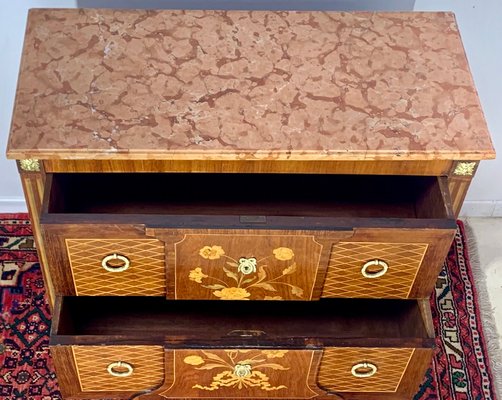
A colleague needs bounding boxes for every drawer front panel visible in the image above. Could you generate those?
[174,234,323,300]
[72,345,164,392]
[322,242,428,298]
[160,349,321,398]
[317,347,414,393]
[66,238,165,296]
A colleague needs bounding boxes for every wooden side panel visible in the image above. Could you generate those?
[416,176,454,219]
[157,349,322,399]
[19,168,55,307]
[50,346,85,399]
[448,161,479,217]
[449,177,470,217]
[317,347,415,392]
[391,348,432,397]
[44,159,453,176]
[407,228,456,298]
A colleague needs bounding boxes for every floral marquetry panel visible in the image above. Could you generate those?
[173,234,323,300]
[159,349,322,398]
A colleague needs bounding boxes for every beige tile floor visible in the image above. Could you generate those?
[464,217,502,350]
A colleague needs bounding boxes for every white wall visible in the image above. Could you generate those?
[0,1,77,212]
[414,0,502,215]
[1,1,500,215]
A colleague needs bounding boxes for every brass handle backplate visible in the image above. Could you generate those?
[361,260,388,279]
[233,363,252,377]
[107,361,134,377]
[351,362,378,378]
[226,329,267,338]
[101,254,130,272]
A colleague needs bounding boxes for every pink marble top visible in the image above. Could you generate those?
[6,9,495,161]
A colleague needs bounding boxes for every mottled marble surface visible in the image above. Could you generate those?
[7,9,495,160]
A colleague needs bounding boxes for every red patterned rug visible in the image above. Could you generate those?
[0,214,498,399]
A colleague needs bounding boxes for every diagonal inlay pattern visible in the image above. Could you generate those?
[322,242,428,298]
[72,346,165,392]
[318,348,414,392]
[66,239,165,296]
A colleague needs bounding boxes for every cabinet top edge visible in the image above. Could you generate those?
[7,9,495,161]
[6,149,496,161]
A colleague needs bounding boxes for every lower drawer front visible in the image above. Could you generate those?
[67,346,321,399]
[60,345,426,399]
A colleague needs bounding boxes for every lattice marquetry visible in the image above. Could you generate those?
[322,242,428,298]
[66,239,165,296]
[317,348,414,392]
[72,346,165,392]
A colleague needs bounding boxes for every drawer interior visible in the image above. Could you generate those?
[45,173,452,220]
[52,297,434,348]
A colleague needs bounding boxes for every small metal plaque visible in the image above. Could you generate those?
[239,215,267,224]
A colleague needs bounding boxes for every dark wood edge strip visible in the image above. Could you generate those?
[50,336,435,349]
[40,213,457,230]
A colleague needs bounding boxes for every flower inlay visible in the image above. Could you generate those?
[183,350,289,392]
[213,287,251,300]
[199,245,225,260]
[188,246,303,300]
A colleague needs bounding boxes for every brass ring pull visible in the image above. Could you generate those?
[361,260,388,279]
[351,362,378,378]
[107,361,134,377]
[101,254,130,272]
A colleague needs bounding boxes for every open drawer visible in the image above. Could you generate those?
[41,173,456,299]
[51,296,435,400]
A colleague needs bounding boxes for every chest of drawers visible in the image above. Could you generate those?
[7,8,495,399]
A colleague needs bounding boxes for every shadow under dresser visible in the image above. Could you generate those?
[6,8,495,400]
